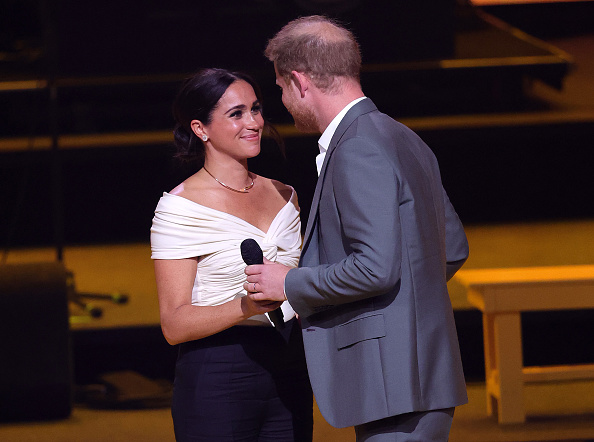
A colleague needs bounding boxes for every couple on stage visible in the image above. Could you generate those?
[151,15,469,442]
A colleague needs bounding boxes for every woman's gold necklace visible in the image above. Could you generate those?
[203,167,254,193]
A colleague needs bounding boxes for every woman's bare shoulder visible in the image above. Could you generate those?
[168,173,216,205]
[260,176,298,208]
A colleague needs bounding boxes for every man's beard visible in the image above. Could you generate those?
[288,101,319,134]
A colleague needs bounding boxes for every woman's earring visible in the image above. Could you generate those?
[202,135,208,142]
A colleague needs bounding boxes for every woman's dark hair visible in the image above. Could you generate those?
[172,68,282,164]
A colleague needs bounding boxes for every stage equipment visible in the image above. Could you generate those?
[0,262,72,421]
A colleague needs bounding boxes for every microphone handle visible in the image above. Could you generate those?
[240,239,284,328]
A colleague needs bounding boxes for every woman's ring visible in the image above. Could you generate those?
[252,283,257,292]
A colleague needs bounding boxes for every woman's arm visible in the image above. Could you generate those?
[154,258,282,345]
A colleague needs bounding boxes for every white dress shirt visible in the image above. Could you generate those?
[316,96,366,175]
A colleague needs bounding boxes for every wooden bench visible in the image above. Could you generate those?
[453,265,594,424]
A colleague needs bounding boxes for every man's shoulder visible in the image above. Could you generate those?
[348,107,408,137]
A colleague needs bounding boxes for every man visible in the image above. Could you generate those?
[245,15,469,441]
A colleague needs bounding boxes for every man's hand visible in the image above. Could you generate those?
[244,258,291,303]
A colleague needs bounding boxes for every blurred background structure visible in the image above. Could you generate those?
[1,0,593,440]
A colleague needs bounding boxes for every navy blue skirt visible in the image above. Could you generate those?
[172,319,313,442]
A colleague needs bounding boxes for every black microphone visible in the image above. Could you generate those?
[240,238,284,329]
[240,238,264,266]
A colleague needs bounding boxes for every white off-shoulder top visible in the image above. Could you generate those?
[150,188,301,325]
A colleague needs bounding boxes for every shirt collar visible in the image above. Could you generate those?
[317,96,366,155]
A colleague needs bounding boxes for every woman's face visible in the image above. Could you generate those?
[201,80,264,161]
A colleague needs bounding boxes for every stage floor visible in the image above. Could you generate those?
[1,382,593,441]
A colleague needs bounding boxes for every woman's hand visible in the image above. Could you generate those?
[240,296,283,318]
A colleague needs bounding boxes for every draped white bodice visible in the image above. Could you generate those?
[150,189,301,324]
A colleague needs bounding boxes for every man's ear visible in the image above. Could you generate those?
[291,71,309,98]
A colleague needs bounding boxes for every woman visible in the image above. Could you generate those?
[150,68,313,442]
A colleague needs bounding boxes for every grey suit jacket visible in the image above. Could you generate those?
[285,98,469,428]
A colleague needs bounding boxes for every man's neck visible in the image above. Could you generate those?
[315,81,365,132]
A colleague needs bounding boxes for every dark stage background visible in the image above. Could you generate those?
[2,0,593,248]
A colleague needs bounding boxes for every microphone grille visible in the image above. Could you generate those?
[240,238,263,265]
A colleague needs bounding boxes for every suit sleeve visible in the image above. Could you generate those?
[286,137,402,318]
[443,190,469,281]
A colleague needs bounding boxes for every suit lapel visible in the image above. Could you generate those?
[301,98,377,254]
